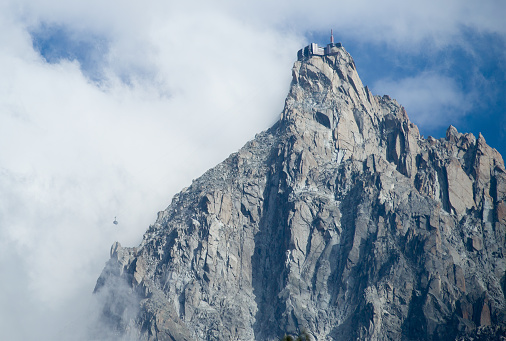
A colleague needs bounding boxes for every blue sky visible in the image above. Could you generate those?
[0,1,505,339]
[31,23,109,82]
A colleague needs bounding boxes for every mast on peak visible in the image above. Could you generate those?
[296,30,342,61]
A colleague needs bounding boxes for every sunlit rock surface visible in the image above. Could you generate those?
[94,46,506,341]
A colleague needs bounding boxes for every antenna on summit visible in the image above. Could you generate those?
[296,30,341,60]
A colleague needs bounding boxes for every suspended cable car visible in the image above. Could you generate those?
[113,216,118,225]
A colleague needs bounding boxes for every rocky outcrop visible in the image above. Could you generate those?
[94,46,506,340]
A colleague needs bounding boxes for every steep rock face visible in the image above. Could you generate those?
[94,47,506,340]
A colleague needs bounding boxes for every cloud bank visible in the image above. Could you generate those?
[0,0,504,339]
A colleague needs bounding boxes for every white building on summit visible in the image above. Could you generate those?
[297,30,342,61]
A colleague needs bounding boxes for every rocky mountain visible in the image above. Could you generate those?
[94,45,506,340]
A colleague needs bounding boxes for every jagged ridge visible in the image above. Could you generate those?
[94,45,506,341]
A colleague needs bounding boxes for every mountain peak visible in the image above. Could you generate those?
[292,44,366,103]
[282,43,420,171]
[93,44,506,341]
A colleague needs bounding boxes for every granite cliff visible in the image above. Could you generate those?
[94,45,506,340]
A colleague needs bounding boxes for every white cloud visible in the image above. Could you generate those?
[0,0,504,339]
[0,3,300,340]
[373,72,472,129]
[221,0,506,49]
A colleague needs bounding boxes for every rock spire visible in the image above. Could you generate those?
[94,45,506,341]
